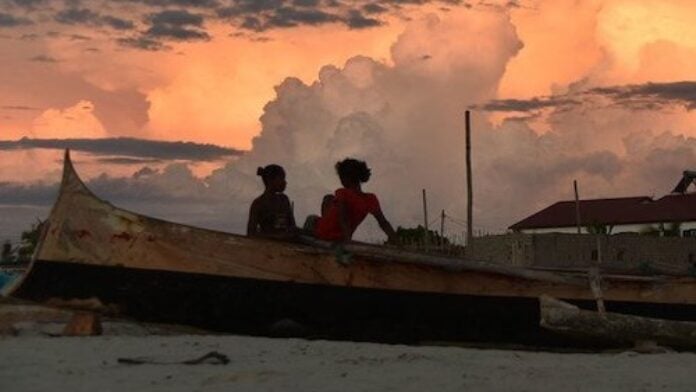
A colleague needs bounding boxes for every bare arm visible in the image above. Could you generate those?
[285,195,297,230]
[247,199,260,236]
[373,209,397,243]
[337,198,352,242]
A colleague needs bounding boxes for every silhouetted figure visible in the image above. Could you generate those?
[313,158,397,243]
[247,164,296,239]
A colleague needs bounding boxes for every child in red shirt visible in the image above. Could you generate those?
[314,158,397,243]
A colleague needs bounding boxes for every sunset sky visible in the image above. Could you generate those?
[2,0,696,242]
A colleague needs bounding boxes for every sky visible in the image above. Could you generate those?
[1,0,696,242]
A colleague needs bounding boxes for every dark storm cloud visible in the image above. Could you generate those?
[5,0,477,48]
[1,105,41,111]
[119,9,211,46]
[219,3,341,30]
[477,81,696,113]
[0,137,243,161]
[239,16,262,30]
[144,10,210,41]
[148,9,205,26]
[362,2,388,14]
[0,182,58,205]
[265,6,340,28]
[29,54,59,62]
[0,165,205,205]
[214,0,474,32]
[474,97,578,112]
[590,81,696,111]
[96,157,164,165]
[6,0,47,9]
[215,0,284,18]
[0,12,32,27]
[293,0,320,6]
[69,33,91,40]
[54,8,135,30]
[145,23,210,40]
[216,1,392,31]
[345,9,382,28]
[101,15,136,30]
[54,8,100,24]
[118,0,220,8]
[117,36,169,50]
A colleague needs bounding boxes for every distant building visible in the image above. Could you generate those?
[509,171,696,237]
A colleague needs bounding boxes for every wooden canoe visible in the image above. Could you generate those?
[6,151,696,343]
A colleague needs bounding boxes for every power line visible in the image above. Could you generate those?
[428,217,440,228]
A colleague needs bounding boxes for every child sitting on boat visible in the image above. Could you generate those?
[247,164,297,239]
[313,158,397,243]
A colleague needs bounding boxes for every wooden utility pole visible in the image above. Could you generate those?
[590,236,606,315]
[574,180,604,313]
[465,110,473,247]
[422,188,429,247]
[573,180,582,234]
[440,209,446,248]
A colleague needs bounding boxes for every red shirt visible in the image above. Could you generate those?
[315,188,381,241]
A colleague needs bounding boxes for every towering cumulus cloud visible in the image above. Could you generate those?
[205,10,523,237]
[207,5,696,237]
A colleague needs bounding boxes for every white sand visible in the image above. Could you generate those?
[1,334,695,392]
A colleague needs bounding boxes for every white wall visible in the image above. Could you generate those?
[517,221,696,236]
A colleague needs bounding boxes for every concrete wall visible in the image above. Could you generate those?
[468,233,696,275]
[465,234,532,267]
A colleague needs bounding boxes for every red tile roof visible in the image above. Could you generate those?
[509,193,696,230]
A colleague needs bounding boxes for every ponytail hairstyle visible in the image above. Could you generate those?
[335,158,371,184]
[257,164,285,186]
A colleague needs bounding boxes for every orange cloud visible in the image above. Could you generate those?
[596,0,696,84]
[31,100,107,139]
[499,0,605,98]
[144,21,405,149]
[500,0,696,98]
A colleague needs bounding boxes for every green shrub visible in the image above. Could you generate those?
[0,220,43,264]
[395,225,449,247]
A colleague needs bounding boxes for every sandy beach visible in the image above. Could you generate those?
[2,332,696,392]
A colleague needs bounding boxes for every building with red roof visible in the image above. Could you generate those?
[509,172,696,237]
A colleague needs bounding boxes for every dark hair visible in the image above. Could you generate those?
[335,158,371,184]
[257,164,285,186]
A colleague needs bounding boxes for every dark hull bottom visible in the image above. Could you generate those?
[14,260,696,347]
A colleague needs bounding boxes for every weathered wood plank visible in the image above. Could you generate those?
[540,295,696,349]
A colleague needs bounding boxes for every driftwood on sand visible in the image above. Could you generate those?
[539,295,696,350]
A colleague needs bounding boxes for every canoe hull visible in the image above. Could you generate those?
[13,259,540,342]
[14,258,696,344]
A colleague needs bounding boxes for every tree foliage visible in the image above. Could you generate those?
[584,222,613,235]
[639,222,682,237]
[0,220,43,265]
[395,225,450,246]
